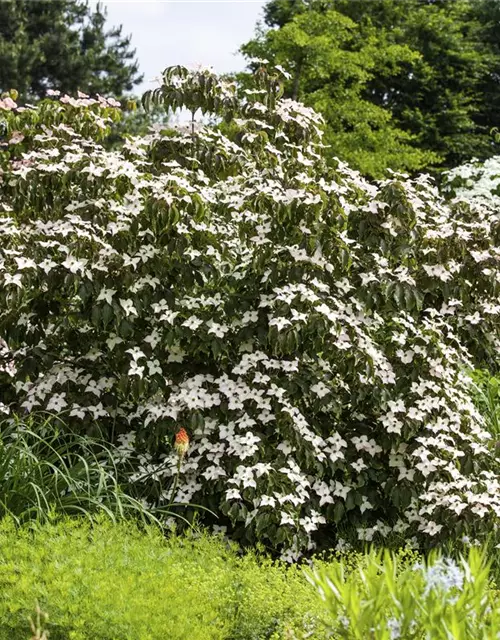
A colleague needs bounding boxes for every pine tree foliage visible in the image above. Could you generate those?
[0,0,142,100]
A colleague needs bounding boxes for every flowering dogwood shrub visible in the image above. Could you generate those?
[444,154,500,208]
[1,67,500,558]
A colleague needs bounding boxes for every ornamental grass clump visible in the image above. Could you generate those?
[0,413,162,525]
[0,65,500,557]
[470,369,500,441]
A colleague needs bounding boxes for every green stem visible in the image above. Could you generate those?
[168,456,182,506]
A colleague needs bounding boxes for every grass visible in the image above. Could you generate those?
[470,369,500,440]
[0,413,167,526]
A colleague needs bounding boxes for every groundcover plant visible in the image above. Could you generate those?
[0,66,499,559]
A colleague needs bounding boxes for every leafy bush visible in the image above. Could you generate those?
[1,66,500,556]
[308,546,499,639]
[0,519,329,640]
[444,154,500,208]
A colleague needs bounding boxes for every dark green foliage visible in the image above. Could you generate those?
[244,0,500,176]
[0,0,142,100]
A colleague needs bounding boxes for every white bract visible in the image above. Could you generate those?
[0,66,499,556]
[444,155,500,209]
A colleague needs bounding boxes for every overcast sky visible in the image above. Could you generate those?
[96,1,267,96]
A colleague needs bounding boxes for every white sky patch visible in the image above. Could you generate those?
[96,1,266,97]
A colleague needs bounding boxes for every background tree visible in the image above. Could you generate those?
[242,0,500,176]
[471,0,500,140]
[0,0,142,100]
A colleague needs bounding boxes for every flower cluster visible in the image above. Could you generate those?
[0,66,499,557]
[444,155,500,208]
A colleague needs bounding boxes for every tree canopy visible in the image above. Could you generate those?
[0,0,142,100]
[242,0,500,176]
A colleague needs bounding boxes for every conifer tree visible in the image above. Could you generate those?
[0,0,142,100]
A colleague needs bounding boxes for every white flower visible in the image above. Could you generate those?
[125,347,145,361]
[380,412,403,435]
[396,349,415,364]
[87,403,107,419]
[407,406,425,422]
[398,467,415,481]
[70,404,86,419]
[471,504,489,517]
[182,316,204,330]
[352,435,382,456]
[357,526,377,542]
[144,329,161,349]
[387,399,405,413]
[122,254,140,269]
[202,466,226,480]
[212,525,227,535]
[46,393,67,412]
[280,512,296,526]
[147,359,162,375]
[14,257,37,270]
[259,495,276,507]
[119,298,137,316]
[62,255,87,274]
[97,288,116,305]
[419,521,443,536]
[313,481,334,506]
[277,440,294,455]
[415,459,437,477]
[352,458,367,473]
[106,333,123,350]
[207,321,229,338]
[310,381,329,398]
[167,345,185,363]
[129,361,145,377]
[38,259,58,274]
[359,496,373,514]
[333,482,351,500]
[160,310,179,324]
[423,264,453,282]
[269,316,291,331]
[4,273,23,287]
